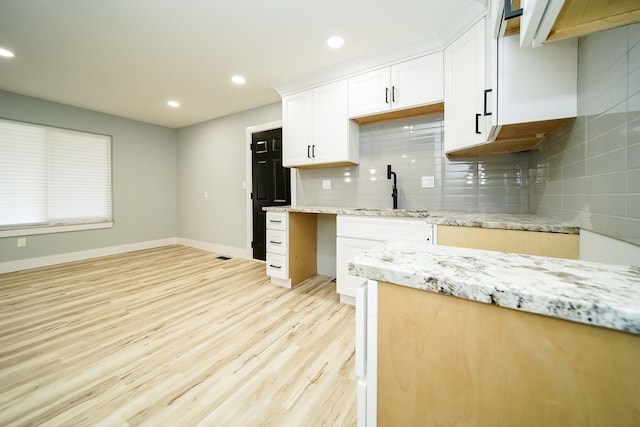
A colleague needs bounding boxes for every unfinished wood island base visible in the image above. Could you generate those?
[377,281,640,427]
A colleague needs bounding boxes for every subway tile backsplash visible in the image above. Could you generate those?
[530,23,640,245]
[296,113,529,213]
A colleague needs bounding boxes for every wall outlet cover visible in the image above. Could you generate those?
[322,180,331,190]
[421,176,435,188]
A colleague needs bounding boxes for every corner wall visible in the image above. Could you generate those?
[0,91,178,270]
[530,23,640,247]
[176,102,281,257]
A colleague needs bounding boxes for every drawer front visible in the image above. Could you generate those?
[266,253,288,279]
[266,229,287,255]
[266,211,287,231]
[337,215,433,243]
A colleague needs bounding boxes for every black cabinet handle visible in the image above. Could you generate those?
[484,89,492,116]
[504,0,523,19]
[307,145,311,158]
[392,86,396,103]
[269,240,282,245]
[269,219,282,223]
[311,145,316,158]
[385,87,389,104]
[269,264,281,269]
[475,113,481,134]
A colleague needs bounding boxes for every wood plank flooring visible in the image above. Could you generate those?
[0,245,356,426]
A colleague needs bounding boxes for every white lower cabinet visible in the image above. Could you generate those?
[336,215,434,304]
[265,211,318,288]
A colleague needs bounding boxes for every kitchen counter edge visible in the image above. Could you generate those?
[263,205,579,234]
[349,242,640,335]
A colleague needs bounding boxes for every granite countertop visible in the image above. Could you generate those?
[263,205,579,234]
[348,242,640,334]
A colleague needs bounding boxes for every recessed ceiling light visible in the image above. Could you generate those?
[167,100,180,108]
[0,47,15,58]
[231,75,246,85]
[327,36,344,49]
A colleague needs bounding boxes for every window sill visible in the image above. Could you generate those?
[0,222,113,238]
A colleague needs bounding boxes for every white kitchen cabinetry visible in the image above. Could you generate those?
[444,19,487,153]
[265,211,317,288]
[348,53,444,118]
[336,215,434,305]
[282,79,359,168]
[444,17,577,158]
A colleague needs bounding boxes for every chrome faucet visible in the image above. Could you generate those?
[387,164,398,209]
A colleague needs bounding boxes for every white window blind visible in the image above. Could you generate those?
[0,119,112,231]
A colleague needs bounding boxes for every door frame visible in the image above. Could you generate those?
[244,120,296,257]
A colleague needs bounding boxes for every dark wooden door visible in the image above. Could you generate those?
[251,128,290,261]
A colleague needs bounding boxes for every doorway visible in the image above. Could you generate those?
[251,127,290,261]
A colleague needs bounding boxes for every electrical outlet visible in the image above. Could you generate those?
[322,180,331,190]
[421,176,435,188]
[204,191,209,198]
[17,237,26,247]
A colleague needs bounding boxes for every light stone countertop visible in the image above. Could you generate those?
[263,205,579,234]
[348,241,640,334]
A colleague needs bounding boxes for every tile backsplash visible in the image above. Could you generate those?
[295,113,530,213]
[530,23,640,245]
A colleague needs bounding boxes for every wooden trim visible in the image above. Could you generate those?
[437,225,579,259]
[547,9,640,43]
[350,102,444,125]
[288,212,317,285]
[446,118,573,159]
[377,281,640,427]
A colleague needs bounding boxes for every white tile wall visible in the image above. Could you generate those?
[531,23,640,245]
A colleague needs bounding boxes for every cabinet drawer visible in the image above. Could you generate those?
[337,215,433,243]
[266,211,287,231]
[266,229,287,255]
[266,253,288,279]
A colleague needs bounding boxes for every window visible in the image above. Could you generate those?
[0,119,112,236]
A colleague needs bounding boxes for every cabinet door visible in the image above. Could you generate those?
[348,68,391,118]
[391,52,444,110]
[336,236,380,298]
[444,19,487,153]
[313,80,349,164]
[282,90,313,167]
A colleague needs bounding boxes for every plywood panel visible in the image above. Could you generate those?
[437,225,579,259]
[288,212,318,285]
[377,281,640,427]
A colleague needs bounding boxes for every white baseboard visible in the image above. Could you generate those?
[0,238,178,274]
[177,238,252,260]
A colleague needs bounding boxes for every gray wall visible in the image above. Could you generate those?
[296,113,529,214]
[530,23,640,246]
[177,102,281,251]
[0,91,178,262]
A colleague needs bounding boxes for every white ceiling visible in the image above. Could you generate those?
[0,0,486,129]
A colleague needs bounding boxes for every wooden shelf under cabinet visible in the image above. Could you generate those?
[504,0,640,43]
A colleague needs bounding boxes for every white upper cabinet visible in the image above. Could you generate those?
[282,90,313,167]
[348,52,444,118]
[487,33,577,140]
[444,16,577,158]
[443,19,487,153]
[283,80,359,168]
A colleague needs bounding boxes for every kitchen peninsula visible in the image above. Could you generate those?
[349,242,640,427]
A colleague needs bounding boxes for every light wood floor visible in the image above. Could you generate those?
[0,245,356,426]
